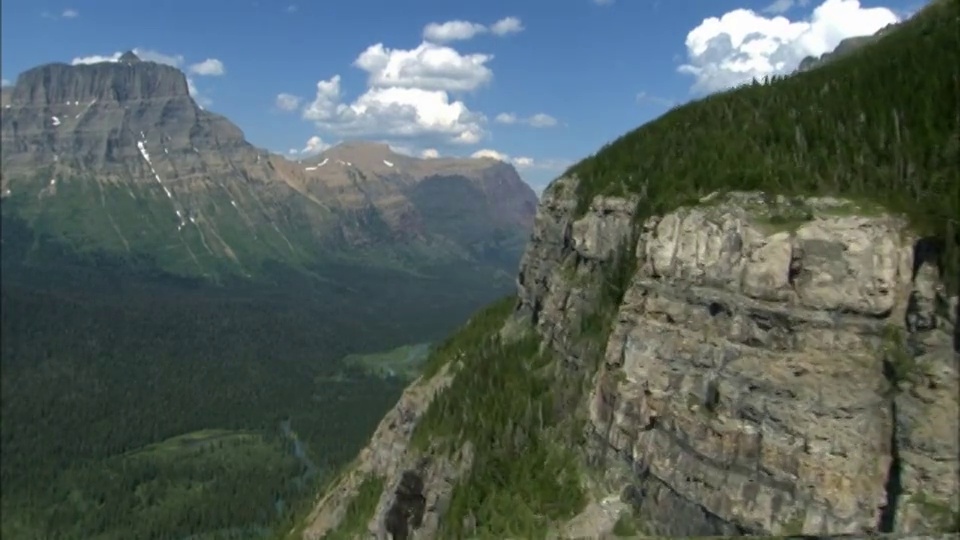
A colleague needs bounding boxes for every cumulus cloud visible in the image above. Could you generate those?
[62,8,79,18]
[70,48,217,106]
[494,112,558,127]
[489,17,524,36]
[188,58,226,76]
[423,20,488,42]
[470,149,569,171]
[303,75,485,145]
[300,135,331,155]
[679,0,899,94]
[354,41,493,92]
[421,148,440,159]
[422,16,524,43]
[275,93,302,111]
[300,40,497,145]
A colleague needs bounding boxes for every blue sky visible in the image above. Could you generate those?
[1,0,915,191]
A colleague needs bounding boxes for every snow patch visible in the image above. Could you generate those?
[230,200,237,207]
[137,141,153,165]
[318,158,329,167]
[305,166,317,171]
[164,148,169,154]
[51,116,61,126]
[383,160,394,167]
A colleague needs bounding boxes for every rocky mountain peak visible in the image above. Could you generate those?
[8,56,190,107]
[118,50,142,64]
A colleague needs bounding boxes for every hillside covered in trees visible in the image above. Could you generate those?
[0,212,504,539]
[569,0,959,291]
[312,1,959,538]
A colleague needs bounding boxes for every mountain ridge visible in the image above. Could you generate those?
[0,51,538,282]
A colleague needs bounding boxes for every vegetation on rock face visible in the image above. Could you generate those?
[411,297,586,538]
[322,475,386,540]
[567,0,960,291]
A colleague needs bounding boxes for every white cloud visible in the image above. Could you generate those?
[285,4,298,13]
[471,149,511,161]
[489,16,524,36]
[300,135,331,155]
[421,148,440,159]
[188,58,226,76]
[679,0,899,94]
[301,40,496,145]
[470,149,569,171]
[423,20,488,42]
[303,75,485,145]
[1,79,11,87]
[593,0,615,5]
[494,112,558,127]
[355,41,493,92]
[527,113,558,127]
[69,48,216,106]
[276,93,302,111]
[422,16,524,43]
[62,8,79,18]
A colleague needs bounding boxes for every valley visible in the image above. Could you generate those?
[2,0,959,539]
[0,49,536,540]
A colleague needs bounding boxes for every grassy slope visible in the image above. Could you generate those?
[370,2,960,537]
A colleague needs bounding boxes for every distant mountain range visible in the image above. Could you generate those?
[0,51,537,282]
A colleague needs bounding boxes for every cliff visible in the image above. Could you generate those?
[517,185,958,536]
[298,0,960,536]
[301,186,958,539]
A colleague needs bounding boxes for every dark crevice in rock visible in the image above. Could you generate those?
[878,359,904,533]
[707,301,728,317]
[911,236,944,282]
[384,470,427,540]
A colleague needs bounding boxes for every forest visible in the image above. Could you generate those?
[567,0,960,292]
[0,212,506,539]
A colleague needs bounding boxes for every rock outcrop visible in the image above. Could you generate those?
[303,182,958,538]
[514,182,959,536]
[302,363,472,540]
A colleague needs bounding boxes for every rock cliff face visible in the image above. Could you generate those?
[514,180,958,536]
[309,180,958,538]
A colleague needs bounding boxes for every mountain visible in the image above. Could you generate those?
[0,52,537,281]
[302,1,959,538]
[0,53,539,539]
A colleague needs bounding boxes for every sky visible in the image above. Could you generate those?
[1,0,918,192]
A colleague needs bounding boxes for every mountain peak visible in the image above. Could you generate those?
[10,56,191,106]
[118,51,141,64]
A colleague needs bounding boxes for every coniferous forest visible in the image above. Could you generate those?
[0,213,506,539]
